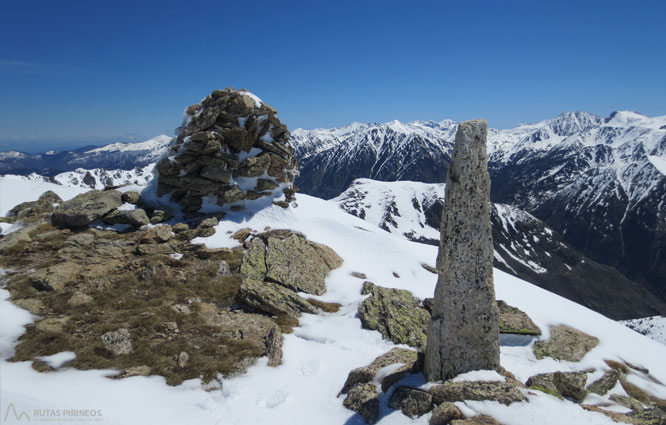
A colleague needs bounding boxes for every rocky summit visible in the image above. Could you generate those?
[155,88,298,215]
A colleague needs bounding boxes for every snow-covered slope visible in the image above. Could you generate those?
[333,178,666,320]
[292,111,666,308]
[2,189,666,425]
[621,316,666,346]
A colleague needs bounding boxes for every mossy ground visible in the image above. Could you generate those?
[0,221,273,386]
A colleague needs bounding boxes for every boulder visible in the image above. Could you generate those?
[497,300,541,335]
[526,371,588,402]
[9,190,63,218]
[388,386,433,418]
[52,190,123,227]
[103,208,150,227]
[358,282,430,350]
[340,347,421,394]
[342,383,380,425]
[429,381,525,405]
[29,262,82,291]
[425,119,499,381]
[121,191,141,204]
[587,369,620,395]
[100,328,133,355]
[533,325,599,362]
[429,402,464,425]
[236,279,318,318]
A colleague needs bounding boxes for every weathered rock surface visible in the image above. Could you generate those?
[587,369,620,395]
[343,383,380,424]
[340,347,421,394]
[526,371,588,401]
[388,386,433,418]
[9,190,62,219]
[52,190,122,227]
[103,208,150,227]
[358,282,430,349]
[155,88,297,214]
[533,325,599,362]
[497,300,541,335]
[425,119,499,381]
[237,230,342,317]
[100,329,133,355]
[429,402,464,425]
[29,262,82,291]
[430,381,524,405]
[451,415,504,425]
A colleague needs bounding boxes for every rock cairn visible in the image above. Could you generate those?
[424,119,500,382]
[156,88,298,214]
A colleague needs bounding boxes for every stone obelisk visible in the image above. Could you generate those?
[424,119,499,382]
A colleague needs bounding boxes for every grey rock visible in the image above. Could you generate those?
[9,190,63,218]
[197,217,219,228]
[103,208,150,227]
[429,381,525,405]
[526,371,588,402]
[388,386,432,418]
[121,191,141,204]
[343,383,380,425]
[52,190,123,227]
[429,402,464,425]
[100,328,133,355]
[358,282,430,350]
[340,347,421,395]
[236,278,318,318]
[587,369,620,395]
[497,300,541,335]
[533,325,599,362]
[425,119,499,381]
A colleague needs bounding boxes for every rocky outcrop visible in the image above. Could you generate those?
[425,119,500,381]
[9,191,62,219]
[429,381,525,406]
[526,371,588,401]
[343,383,380,424]
[497,300,541,335]
[237,230,342,318]
[340,348,422,395]
[533,325,599,362]
[389,387,433,418]
[429,402,464,425]
[155,88,298,214]
[587,369,620,395]
[52,190,123,227]
[358,282,430,349]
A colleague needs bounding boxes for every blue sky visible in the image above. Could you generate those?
[1,0,665,152]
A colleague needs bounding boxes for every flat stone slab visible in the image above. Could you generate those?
[497,300,541,335]
[533,325,599,362]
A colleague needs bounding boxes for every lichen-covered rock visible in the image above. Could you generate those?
[388,386,433,418]
[425,119,499,381]
[103,208,150,227]
[533,325,599,362]
[429,402,464,425]
[497,300,541,335]
[343,383,380,425]
[429,381,525,406]
[100,328,133,355]
[29,262,82,291]
[9,190,63,218]
[358,282,430,349]
[609,394,645,412]
[526,371,588,401]
[340,347,421,395]
[155,88,297,213]
[587,369,620,395]
[121,191,141,204]
[52,190,122,227]
[237,279,318,318]
[451,415,504,425]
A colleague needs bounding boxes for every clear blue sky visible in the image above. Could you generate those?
[1,0,665,152]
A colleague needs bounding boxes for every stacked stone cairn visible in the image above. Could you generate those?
[156,88,298,215]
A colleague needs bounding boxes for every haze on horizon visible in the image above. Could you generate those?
[1,0,665,153]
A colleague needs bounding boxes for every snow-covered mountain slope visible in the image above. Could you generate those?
[0,135,171,175]
[3,190,666,425]
[50,164,155,189]
[333,178,666,320]
[621,316,666,346]
[292,111,666,308]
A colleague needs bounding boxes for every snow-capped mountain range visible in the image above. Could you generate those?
[0,135,172,175]
[334,178,666,320]
[292,111,666,309]
[1,111,665,312]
